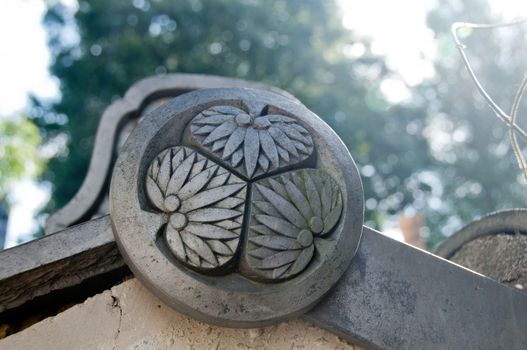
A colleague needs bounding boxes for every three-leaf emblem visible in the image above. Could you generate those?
[145,107,343,280]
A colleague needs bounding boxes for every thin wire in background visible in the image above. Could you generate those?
[452,20,527,182]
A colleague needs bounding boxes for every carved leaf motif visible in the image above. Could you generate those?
[190,105,314,179]
[246,169,343,281]
[145,146,247,271]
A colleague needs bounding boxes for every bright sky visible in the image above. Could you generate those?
[0,0,56,247]
[341,0,437,86]
[0,0,58,116]
[1,0,527,247]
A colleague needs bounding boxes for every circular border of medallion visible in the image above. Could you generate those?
[110,88,364,327]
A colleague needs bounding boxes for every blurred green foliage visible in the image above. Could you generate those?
[419,0,527,246]
[36,0,430,233]
[32,0,527,248]
[0,117,43,205]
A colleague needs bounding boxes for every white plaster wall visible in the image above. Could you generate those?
[0,279,361,350]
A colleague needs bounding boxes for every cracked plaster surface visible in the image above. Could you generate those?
[0,279,361,350]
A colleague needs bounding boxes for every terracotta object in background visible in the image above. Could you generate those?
[399,212,424,248]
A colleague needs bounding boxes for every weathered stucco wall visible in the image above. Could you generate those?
[0,279,361,349]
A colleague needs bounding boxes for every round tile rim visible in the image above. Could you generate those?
[109,87,364,327]
[435,208,527,259]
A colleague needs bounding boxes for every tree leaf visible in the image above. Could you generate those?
[215,196,244,209]
[194,125,215,135]
[223,127,246,158]
[250,224,275,235]
[249,247,276,259]
[166,151,195,196]
[186,247,201,267]
[203,120,237,145]
[190,159,207,178]
[244,127,259,177]
[249,235,301,250]
[272,263,292,279]
[210,106,245,115]
[212,138,227,152]
[151,157,161,180]
[293,140,309,154]
[185,222,239,239]
[268,178,286,196]
[255,215,299,238]
[207,240,232,255]
[323,203,342,235]
[266,114,295,123]
[268,126,298,158]
[146,175,165,211]
[171,148,185,172]
[320,177,333,217]
[180,183,245,212]
[276,145,289,162]
[231,148,243,167]
[291,123,311,135]
[304,172,322,217]
[178,165,217,200]
[253,200,282,217]
[207,172,230,188]
[258,153,269,172]
[280,124,311,144]
[180,230,218,266]
[255,183,305,228]
[187,208,242,222]
[157,148,173,192]
[165,225,186,260]
[284,178,312,219]
[215,219,240,230]
[287,245,314,276]
[259,129,279,168]
[259,250,301,269]
[193,114,233,125]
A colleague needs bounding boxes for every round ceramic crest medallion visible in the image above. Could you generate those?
[110,88,364,327]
